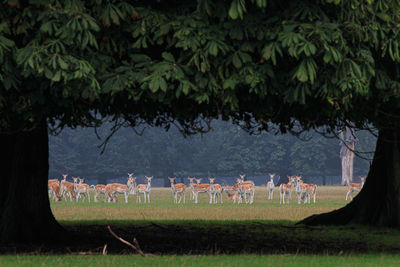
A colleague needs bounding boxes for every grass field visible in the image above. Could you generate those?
[4,185,400,265]
[2,254,400,267]
[51,186,349,222]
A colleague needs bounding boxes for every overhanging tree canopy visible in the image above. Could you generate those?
[1,0,400,243]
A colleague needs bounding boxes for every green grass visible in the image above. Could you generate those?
[2,254,400,267]
[50,186,350,222]
[44,186,400,254]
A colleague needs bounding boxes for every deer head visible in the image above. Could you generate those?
[168,177,176,183]
[209,178,215,184]
[72,177,79,183]
[195,178,201,184]
[128,177,136,186]
[79,178,85,184]
[269,173,275,180]
[62,174,68,180]
[128,173,134,178]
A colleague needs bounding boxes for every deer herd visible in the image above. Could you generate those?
[48,173,366,204]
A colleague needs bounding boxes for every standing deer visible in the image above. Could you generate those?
[168,177,186,203]
[60,174,76,201]
[192,178,211,204]
[346,176,365,200]
[266,173,275,200]
[73,177,90,202]
[48,180,61,201]
[237,176,255,204]
[279,176,295,204]
[137,176,153,203]
[209,178,223,204]
[105,177,135,203]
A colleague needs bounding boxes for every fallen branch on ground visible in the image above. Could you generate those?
[107,225,153,256]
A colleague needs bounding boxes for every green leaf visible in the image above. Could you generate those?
[228,1,239,19]
[162,52,175,62]
[209,41,218,56]
[52,71,61,82]
[159,78,167,92]
[58,58,68,70]
[149,77,159,92]
[182,82,190,95]
[293,61,308,83]
[232,53,242,68]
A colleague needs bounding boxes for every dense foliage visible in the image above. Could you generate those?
[1,0,399,135]
[49,120,376,182]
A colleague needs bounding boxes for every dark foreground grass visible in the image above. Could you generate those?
[2,220,399,255]
[2,254,400,267]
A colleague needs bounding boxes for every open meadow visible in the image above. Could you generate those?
[51,186,349,222]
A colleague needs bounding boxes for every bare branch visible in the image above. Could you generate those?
[107,225,148,256]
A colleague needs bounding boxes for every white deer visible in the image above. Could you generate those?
[266,173,275,200]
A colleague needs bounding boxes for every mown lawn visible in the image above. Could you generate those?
[2,254,400,267]
[50,186,350,221]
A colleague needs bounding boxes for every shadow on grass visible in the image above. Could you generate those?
[1,220,400,255]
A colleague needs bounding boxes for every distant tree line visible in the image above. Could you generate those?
[49,120,375,186]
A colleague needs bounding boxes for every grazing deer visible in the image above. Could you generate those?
[266,173,275,200]
[222,185,238,202]
[192,178,212,204]
[346,176,365,200]
[237,177,255,204]
[279,176,295,204]
[106,177,136,203]
[90,184,107,202]
[48,180,61,201]
[137,176,153,203]
[168,177,186,203]
[209,178,223,204]
[60,174,76,201]
[73,177,90,202]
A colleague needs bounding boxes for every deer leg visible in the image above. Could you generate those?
[346,190,350,201]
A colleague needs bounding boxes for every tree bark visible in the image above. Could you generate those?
[0,120,64,243]
[300,128,400,226]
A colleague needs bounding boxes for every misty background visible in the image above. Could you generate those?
[49,120,376,186]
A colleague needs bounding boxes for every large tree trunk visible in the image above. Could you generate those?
[300,128,400,226]
[0,120,64,243]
